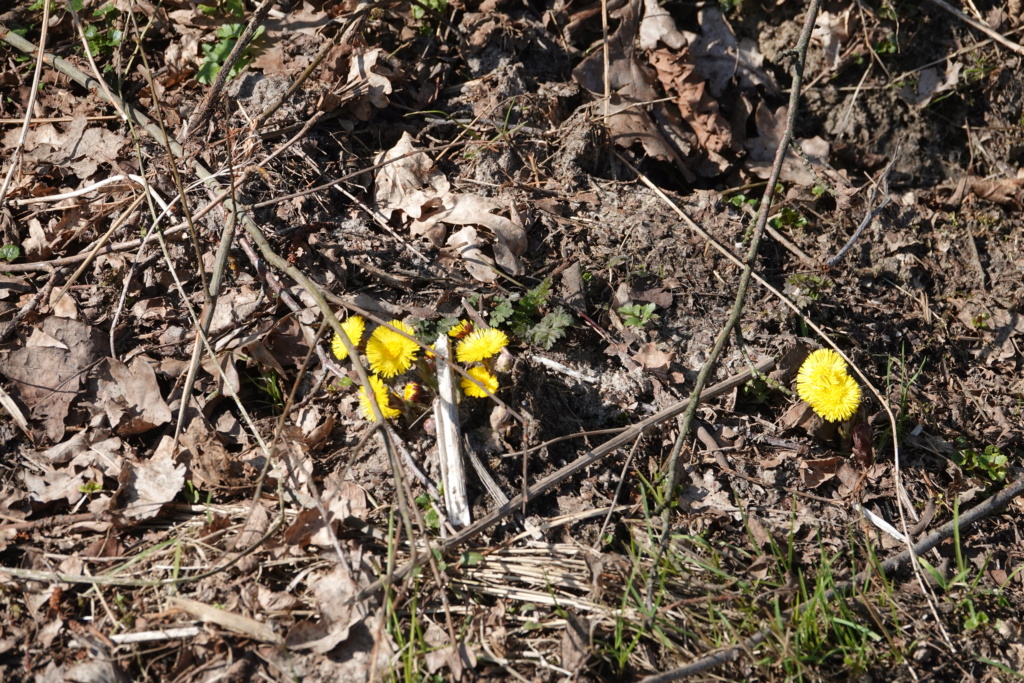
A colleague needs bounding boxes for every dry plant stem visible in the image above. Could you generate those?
[130,34,209,305]
[639,167,952,650]
[351,358,775,603]
[641,473,1024,682]
[593,433,643,549]
[600,0,610,123]
[53,188,148,309]
[655,0,822,552]
[184,0,273,140]
[925,0,1024,55]
[172,203,237,445]
[254,9,367,129]
[0,194,226,273]
[0,0,48,206]
[0,21,397,473]
[826,152,897,267]
[269,318,358,580]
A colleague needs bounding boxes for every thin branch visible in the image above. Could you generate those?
[649,0,823,607]
[183,0,273,140]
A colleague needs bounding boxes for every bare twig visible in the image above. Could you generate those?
[351,358,776,603]
[925,0,1024,55]
[0,268,61,344]
[826,151,898,267]
[649,0,823,608]
[183,0,273,140]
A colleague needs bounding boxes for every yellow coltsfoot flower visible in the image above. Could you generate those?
[365,319,419,378]
[448,320,473,338]
[331,316,366,360]
[796,349,861,422]
[402,381,424,403]
[359,375,401,421]
[456,328,508,364]
[461,366,499,398]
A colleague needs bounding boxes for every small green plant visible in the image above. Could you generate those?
[880,345,926,448]
[874,35,898,55]
[198,0,244,17]
[29,0,122,66]
[197,23,264,85]
[770,206,808,230]
[729,193,758,210]
[414,493,440,531]
[785,272,834,310]
[952,442,1009,483]
[78,480,103,495]
[248,368,284,413]
[0,245,20,261]
[618,302,659,328]
[182,480,206,506]
[82,3,122,65]
[411,0,448,31]
[490,278,573,350]
[919,499,1000,633]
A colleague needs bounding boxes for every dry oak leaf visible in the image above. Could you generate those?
[116,436,185,521]
[373,131,451,224]
[412,193,527,273]
[95,357,172,435]
[0,316,104,443]
[347,48,395,121]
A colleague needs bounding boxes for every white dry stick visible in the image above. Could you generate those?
[433,335,470,528]
[857,503,909,544]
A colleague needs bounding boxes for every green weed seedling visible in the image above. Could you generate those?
[919,499,1001,633]
[1,244,20,264]
[247,368,284,414]
[413,493,440,532]
[618,302,659,328]
[29,0,123,67]
[197,23,265,85]
[490,278,573,350]
[880,344,926,448]
[770,206,808,230]
[411,0,448,33]
[198,0,244,17]
[952,441,1009,483]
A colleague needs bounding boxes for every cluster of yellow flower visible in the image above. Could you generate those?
[330,316,508,422]
[796,349,861,422]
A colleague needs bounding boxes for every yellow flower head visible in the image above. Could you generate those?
[796,349,861,422]
[365,320,419,378]
[448,320,473,338]
[456,328,508,364]
[402,382,424,403]
[461,366,499,398]
[331,316,366,360]
[359,375,401,422]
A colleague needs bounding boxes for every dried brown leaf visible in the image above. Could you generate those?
[0,316,103,443]
[373,132,450,224]
[116,436,185,521]
[95,357,172,436]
